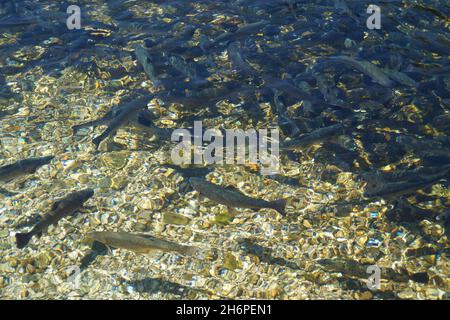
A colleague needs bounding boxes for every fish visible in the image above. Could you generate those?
[280,124,345,150]
[134,45,162,89]
[166,54,209,86]
[87,231,197,256]
[15,189,94,248]
[444,209,450,240]
[204,20,269,50]
[238,238,300,270]
[0,156,54,183]
[318,258,428,283]
[381,68,418,87]
[160,83,253,110]
[272,89,300,137]
[326,56,394,87]
[262,75,311,102]
[188,177,287,216]
[364,169,450,198]
[135,112,173,141]
[164,164,212,178]
[92,95,153,147]
[227,42,258,79]
[148,25,197,53]
[313,72,345,106]
[333,0,359,22]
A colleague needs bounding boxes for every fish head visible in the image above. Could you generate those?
[79,188,95,201]
[363,178,384,197]
[40,155,55,163]
[86,232,101,243]
[188,177,202,189]
[34,156,54,167]
[24,155,54,173]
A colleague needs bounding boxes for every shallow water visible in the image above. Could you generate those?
[0,0,449,299]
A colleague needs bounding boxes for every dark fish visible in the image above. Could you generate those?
[134,45,162,89]
[280,124,345,150]
[87,231,197,256]
[381,68,417,87]
[326,56,394,87]
[15,189,94,248]
[160,83,253,110]
[135,113,173,141]
[364,169,450,198]
[443,210,450,240]
[166,54,209,86]
[272,89,300,137]
[126,277,203,297]
[238,238,300,270]
[0,156,54,183]
[314,72,345,106]
[79,240,109,272]
[263,75,310,102]
[227,42,258,79]
[92,95,153,147]
[189,177,286,216]
[318,258,428,284]
[205,20,269,49]
[148,25,197,53]
[164,165,212,178]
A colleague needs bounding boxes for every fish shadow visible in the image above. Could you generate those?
[126,278,205,298]
[79,241,109,272]
[237,238,301,270]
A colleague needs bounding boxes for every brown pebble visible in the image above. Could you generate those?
[20,289,29,299]
[355,291,373,300]
[26,264,36,274]
[8,257,18,268]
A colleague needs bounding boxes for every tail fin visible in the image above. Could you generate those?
[15,232,33,249]
[270,199,287,217]
[410,272,429,284]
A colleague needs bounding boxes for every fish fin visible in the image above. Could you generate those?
[224,185,239,192]
[92,136,103,148]
[270,199,287,217]
[106,245,114,255]
[226,207,239,216]
[138,234,157,241]
[15,232,33,249]
[36,231,43,238]
[410,272,429,284]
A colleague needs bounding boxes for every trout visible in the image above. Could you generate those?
[87,231,197,256]
[189,177,286,216]
[15,189,94,248]
[0,156,53,183]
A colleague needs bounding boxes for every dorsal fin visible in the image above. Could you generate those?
[224,185,240,192]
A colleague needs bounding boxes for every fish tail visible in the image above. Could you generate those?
[92,135,103,147]
[270,199,287,217]
[15,232,33,249]
[410,272,429,284]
